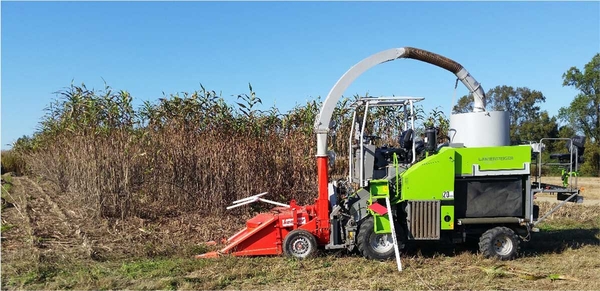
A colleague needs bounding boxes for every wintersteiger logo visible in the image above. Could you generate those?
[478,156,514,162]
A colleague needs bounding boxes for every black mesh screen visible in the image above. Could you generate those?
[455,176,524,218]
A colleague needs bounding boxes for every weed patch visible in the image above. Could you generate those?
[1,150,27,175]
[1,223,16,232]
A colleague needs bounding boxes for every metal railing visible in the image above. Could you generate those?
[347,96,424,187]
[534,138,579,192]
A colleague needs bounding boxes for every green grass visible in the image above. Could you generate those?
[1,150,27,176]
[2,173,14,195]
[2,173,13,183]
[4,257,215,290]
[539,218,595,230]
[1,174,14,211]
[1,223,16,232]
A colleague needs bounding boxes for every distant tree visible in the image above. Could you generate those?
[559,53,600,176]
[452,85,558,144]
[519,111,559,147]
[452,95,473,113]
[548,125,578,154]
[558,125,576,140]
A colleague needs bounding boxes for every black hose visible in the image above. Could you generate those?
[404,47,464,74]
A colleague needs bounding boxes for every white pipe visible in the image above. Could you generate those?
[410,100,416,163]
[231,192,269,204]
[403,104,408,131]
[456,68,485,112]
[349,110,357,181]
[315,47,486,136]
[226,199,257,210]
[360,103,369,187]
[386,196,402,272]
[257,198,290,208]
[314,48,407,133]
[317,133,328,157]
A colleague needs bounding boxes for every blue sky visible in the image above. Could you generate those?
[2,1,599,149]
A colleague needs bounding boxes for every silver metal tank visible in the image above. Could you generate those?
[449,111,510,147]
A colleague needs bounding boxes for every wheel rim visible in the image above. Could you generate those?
[494,235,513,256]
[290,236,311,256]
[369,233,394,253]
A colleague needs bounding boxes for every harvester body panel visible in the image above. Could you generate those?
[401,147,455,201]
[453,146,531,176]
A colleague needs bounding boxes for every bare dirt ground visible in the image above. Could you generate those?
[1,176,599,290]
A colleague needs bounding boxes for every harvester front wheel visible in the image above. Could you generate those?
[283,229,317,259]
[357,216,401,260]
[479,226,520,260]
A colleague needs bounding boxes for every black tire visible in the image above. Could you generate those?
[356,216,404,260]
[283,229,317,259]
[478,226,520,260]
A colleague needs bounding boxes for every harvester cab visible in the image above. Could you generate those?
[196,47,584,262]
[348,96,424,187]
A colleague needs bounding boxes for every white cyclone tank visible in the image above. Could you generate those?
[449,111,510,147]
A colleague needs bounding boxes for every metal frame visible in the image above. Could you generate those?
[533,138,579,193]
[533,192,580,226]
[347,96,424,187]
[529,137,583,226]
[226,192,291,210]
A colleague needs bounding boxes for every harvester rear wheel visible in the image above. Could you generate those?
[357,216,402,260]
[283,229,317,259]
[479,226,520,260]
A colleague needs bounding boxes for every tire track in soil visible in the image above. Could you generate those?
[1,176,38,261]
[20,177,94,259]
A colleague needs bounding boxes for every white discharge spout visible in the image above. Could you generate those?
[314,47,487,157]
